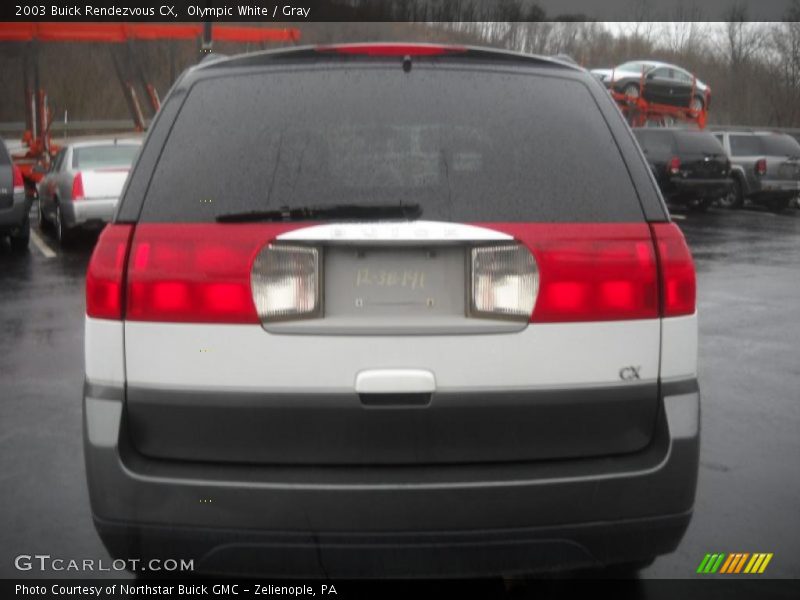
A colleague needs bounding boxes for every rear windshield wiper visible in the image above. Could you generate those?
[215,203,422,223]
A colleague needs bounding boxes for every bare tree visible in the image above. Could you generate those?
[719,3,764,70]
[659,2,708,56]
[764,2,800,124]
[624,0,657,46]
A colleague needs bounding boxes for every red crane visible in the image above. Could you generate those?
[0,23,301,186]
[609,65,710,130]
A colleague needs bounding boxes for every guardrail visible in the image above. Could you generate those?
[706,125,800,136]
[0,120,145,135]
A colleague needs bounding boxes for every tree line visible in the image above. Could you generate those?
[0,1,798,128]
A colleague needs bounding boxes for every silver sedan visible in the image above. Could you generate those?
[37,139,141,244]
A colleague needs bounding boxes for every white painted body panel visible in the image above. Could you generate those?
[89,314,697,391]
[123,319,662,392]
[79,170,130,201]
[660,313,699,380]
[85,318,125,386]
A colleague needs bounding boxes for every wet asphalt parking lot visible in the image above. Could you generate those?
[0,203,798,581]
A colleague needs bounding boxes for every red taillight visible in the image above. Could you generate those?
[668,156,681,176]
[651,223,696,317]
[86,224,134,320]
[755,158,767,176]
[125,224,300,323]
[110,222,696,324]
[316,43,466,57]
[12,164,24,194]
[72,172,85,200]
[482,224,660,322]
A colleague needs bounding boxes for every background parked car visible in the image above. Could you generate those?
[712,131,800,212]
[0,138,32,252]
[633,128,731,211]
[37,139,141,245]
[591,61,710,112]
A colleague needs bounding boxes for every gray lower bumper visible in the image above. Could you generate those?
[0,192,31,231]
[751,180,800,199]
[667,178,732,200]
[84,379,700,575]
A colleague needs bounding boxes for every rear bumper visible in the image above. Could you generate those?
[665,178,732,200]
[749,180,800,200]
[61,198,117,228]
[94,512,692,578]
[0,191,32,232]
[84,379,700,576]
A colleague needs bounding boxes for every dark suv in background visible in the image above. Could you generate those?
[633,128,731,211]
[713,131,800,211]
[84,44,699,578]
[0,138,31,251]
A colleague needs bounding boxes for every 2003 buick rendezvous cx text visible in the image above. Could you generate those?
[83,44,700,577]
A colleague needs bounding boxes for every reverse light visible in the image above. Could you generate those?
[251,244,321,322]
[755,158,767,176]
[86,224,134,320]
[470,244,538,320]
[72,172,85,200]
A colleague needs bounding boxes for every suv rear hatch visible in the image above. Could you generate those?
[673,130,729,179]
[100,51,691,466]
[759,134,800,181]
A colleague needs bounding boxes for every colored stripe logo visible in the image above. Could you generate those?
[697,553,773,574]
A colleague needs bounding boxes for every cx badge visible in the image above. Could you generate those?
[619,366,642,381]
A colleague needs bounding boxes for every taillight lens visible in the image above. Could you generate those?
[755,158,767,176]
[72,172,85,200]
[86,224,134,320]
[668,156,681,176]
[651,223,696,317]
[470,244,538,320]
[12,164,24,194]
[251,244,321,322]
[479,224,660,322]
[125,224,279,323]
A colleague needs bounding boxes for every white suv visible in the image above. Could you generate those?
[83,44,700,577]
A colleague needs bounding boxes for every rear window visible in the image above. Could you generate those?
[140,66,645,223]
[759,134,800,157]
[618,61,654,73]
[633,130,675,156]
[674,131,724,154]
[73,144,139,169]
[729,135,763,157]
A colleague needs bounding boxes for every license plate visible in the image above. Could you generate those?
[324,246,465,317]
